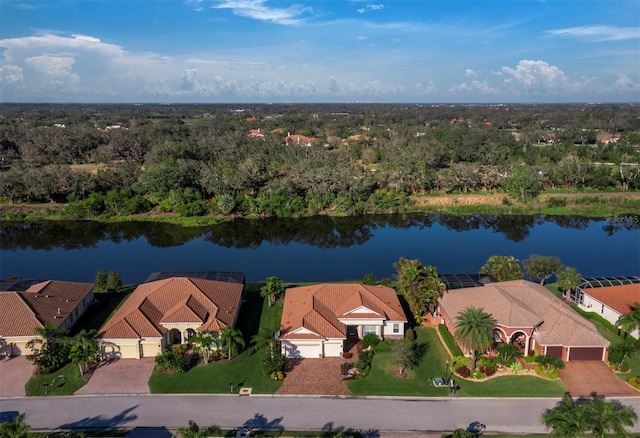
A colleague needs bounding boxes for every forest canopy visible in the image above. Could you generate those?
[1,103,638,218]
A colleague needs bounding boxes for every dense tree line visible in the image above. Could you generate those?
[1,103,639,218]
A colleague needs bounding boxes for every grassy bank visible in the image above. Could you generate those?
[1,191,639,225]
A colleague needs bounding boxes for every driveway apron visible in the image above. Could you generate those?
[559,360,639,397]
[0,356,34,397]
[74,358,155,395]
[276,357,351,396]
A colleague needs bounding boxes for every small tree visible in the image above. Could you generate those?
[394,340,418,375]
[503,165,541,201]
[191,330,218,364]
[523,255,564,286]
[95,269,107,291]
[173,420,222,438]
[609,341,635,371]
[26,323,70,374]
[105,270,123,291]
[479,255,523,282]
[0,412,31,438]
[616,302,640,338]
[535,355,565,374]
[260,276,284,307]
[495,342,521,363]
[66,329,99,377]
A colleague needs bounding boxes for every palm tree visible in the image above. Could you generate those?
[586,393,638,438]
[454,306,496,370]
[556,267,581,300]
[191,330,218,364]
[251,326,279,359]
[220,326,245,360]
[26,322,69,374]
[260,276,284,307]
[0,412,31,438]
[394,258,445,323]
[479,255,523,282]
[541,392,588,437]
[67,329,99,377]
[173,420,222,438]
[616,302,640,337]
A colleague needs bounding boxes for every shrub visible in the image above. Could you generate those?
[471,370,486,379]
[155,350,188,373]
[509,361,524,374]
[628,377,640,389]
[480,366,496,377]
[170,344,187,355]
[546,197,567,208]
[456,366,471,378]
[362,333,380,349]
[534,364,559,379]
[341,362,353,375]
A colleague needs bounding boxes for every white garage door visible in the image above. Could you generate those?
[285,342,322,358]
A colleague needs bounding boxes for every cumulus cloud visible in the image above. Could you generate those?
[329,76,339,92]
[357,4,384,13]
[449,80,500,95]
[612,73,640,93]
[415,81,437,95]
[25,55,77,79]
[181,68,198,90]
[212,0,312,25]
[0,65,24,86]
[465,68,477,78]
[547,25,639,42]
[501,60,573,95]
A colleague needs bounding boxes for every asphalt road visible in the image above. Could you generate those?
[3,394,640,435]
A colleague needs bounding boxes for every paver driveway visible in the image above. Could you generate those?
[75,358,155,395]
[276,358,351,396]
[0,356,34,397]
[559,360,639,397]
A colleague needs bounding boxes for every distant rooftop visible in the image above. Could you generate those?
[439,273,492,290]
[0,278,47,292]
[144,271,245,284]
[579,276,640,289]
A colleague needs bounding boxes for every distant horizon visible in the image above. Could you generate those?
[2,101,639,106]
[1,1,638,104]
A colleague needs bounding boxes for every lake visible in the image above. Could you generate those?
[1,214,638,284]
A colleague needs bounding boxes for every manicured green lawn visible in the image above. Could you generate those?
[347,327,566,397]
[25,363,88,396]
[149,284,283,394]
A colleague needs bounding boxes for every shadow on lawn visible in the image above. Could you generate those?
[59,405,138,431]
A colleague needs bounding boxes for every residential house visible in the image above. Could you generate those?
[0,280,95,356]
[97,273,244,359]
[279,283,407,359]
[574,277,640,339]
[438,280,610,362]
[284,133,317,147]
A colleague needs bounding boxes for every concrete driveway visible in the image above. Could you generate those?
[559,360,639,397]
[75,358,155,395]
[0,356,34,397]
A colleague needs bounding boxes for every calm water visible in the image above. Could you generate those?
[1,214,638,284]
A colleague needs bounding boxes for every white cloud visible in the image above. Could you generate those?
[25,54,76,78]
[329,76,339,93]
[449,80,500,95]
[212,0,312,25]
[612,73,640,93]
[0,65,24,86]
[415,81,437,95]
[501,60,573,95]
[547,25,639,42]
[358,4,384,13]
[465,68,477,78]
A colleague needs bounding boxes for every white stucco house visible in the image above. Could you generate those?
[279,283,407,359]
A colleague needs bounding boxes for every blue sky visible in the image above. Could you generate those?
[1,0,638,103]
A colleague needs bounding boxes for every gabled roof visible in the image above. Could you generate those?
[98,277,243,340]
[0,280,94,337]
[439,280,609,348]
[280,284,407,340]
[582,284,640,315]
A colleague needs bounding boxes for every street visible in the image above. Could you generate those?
[3,394,640,435]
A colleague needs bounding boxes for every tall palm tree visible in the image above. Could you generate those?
[586,393,638,438]
[454,306,496,370]
[616,302,640,337]
[260,276,284,307]
[251,326,279,359]
[541,392,587,437]
[220,326,245,360]
[394,258,445,323]
[556,267,582,300]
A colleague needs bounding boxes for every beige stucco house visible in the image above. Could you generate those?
[97,275,243,359]
[279,283,407,359]
[0,280,95,356]
[438,279,610,362]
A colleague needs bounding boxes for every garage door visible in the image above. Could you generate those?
[569,347,604,361]
[546,346,563,359]
[284,342,322,358]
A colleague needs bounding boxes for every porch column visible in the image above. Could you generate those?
[180,331,184,344]
[524,336,530,357]
[357,326,363,338]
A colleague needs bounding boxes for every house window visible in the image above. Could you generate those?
[363,325,377,335]
[392,323,400,334]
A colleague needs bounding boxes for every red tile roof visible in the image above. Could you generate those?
[583,284,640,315]
[280,284,407,341]
[0,281,94,337]
[97,277,242,340]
